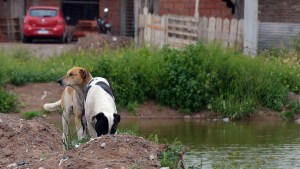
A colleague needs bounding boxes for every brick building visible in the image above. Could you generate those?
[259,0,300,23]
[0,0,300,38]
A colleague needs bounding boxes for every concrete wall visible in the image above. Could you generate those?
[25,0,60,10]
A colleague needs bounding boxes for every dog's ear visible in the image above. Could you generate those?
[79,68,90,80]
[92,112,105,121]
[113,114,121,123]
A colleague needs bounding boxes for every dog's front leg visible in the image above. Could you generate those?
[86,116,98,138]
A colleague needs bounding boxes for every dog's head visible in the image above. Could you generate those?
[58,67,92,87]
[92,113,121,136]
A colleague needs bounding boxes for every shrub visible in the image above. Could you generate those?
[2,42,300,119]
[0,89,17,113]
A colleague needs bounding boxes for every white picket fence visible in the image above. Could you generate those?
[137,12,244,50]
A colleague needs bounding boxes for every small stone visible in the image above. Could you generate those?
[222,118,229,122]
[6,163,17,168]
[39,167,45,169]
[0,118,3,123]
[18,160,26,165]
[100,143,106,148]
[124,139,130,142]
[149,155,155,160]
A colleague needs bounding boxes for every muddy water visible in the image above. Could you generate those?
[46,115,300,168]
[120,119,300,168]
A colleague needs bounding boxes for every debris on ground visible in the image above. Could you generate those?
[74,33,133,52]
[71,20,98,40]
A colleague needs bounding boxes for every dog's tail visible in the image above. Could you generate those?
[43,100,61,111]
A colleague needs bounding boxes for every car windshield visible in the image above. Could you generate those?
[30,9,57,17]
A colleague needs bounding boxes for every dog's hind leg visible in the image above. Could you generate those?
[74,106,84,139]
[62,106,72,143]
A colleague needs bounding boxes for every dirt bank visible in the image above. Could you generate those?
[0,113,167,168]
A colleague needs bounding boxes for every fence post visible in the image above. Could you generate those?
[243,0,258,56]
[194,0,199,18]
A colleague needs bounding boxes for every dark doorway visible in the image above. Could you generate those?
[61,0,99,25]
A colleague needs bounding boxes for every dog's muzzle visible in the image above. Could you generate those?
[57,78,64,86]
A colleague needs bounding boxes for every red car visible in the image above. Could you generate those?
[23,6,67,43]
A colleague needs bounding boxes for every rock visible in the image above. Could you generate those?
[18,160,26,165]
[222,118,230,122]
[0,118,3,123]
[149,154,155,160]
[160,167,169,169]
[100,143,106,148]
[58,156,69,166]
[6,163,17,168]
[3,148,13,157]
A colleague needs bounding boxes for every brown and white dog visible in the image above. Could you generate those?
[57,66,120,138]
[43,86,87,142]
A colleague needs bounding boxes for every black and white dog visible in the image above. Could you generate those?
[85,77,120,137]
[57,67,120,138]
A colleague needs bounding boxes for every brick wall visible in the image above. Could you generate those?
[25,0,60,9]
[259,0,300,23]
[99,0,121,35]
[0,1,2,17]
[159,0,233,19]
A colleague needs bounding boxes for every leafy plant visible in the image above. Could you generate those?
[159,139,184,169]
[0,89,17,113]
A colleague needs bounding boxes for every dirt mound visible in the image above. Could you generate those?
[0,113,62,168]
[74,33,133,52]
[0,113,167,168]
[33,134,167,168]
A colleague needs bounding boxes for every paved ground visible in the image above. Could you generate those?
[0,42,75,58]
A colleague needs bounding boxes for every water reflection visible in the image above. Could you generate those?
[120,119,300,168]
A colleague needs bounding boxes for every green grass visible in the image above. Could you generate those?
[21,111,43,120]
[1,42,300,119]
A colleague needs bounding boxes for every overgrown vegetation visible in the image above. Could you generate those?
[0,88,17,113]
[159,139,184,169]
[1,40,300,119]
